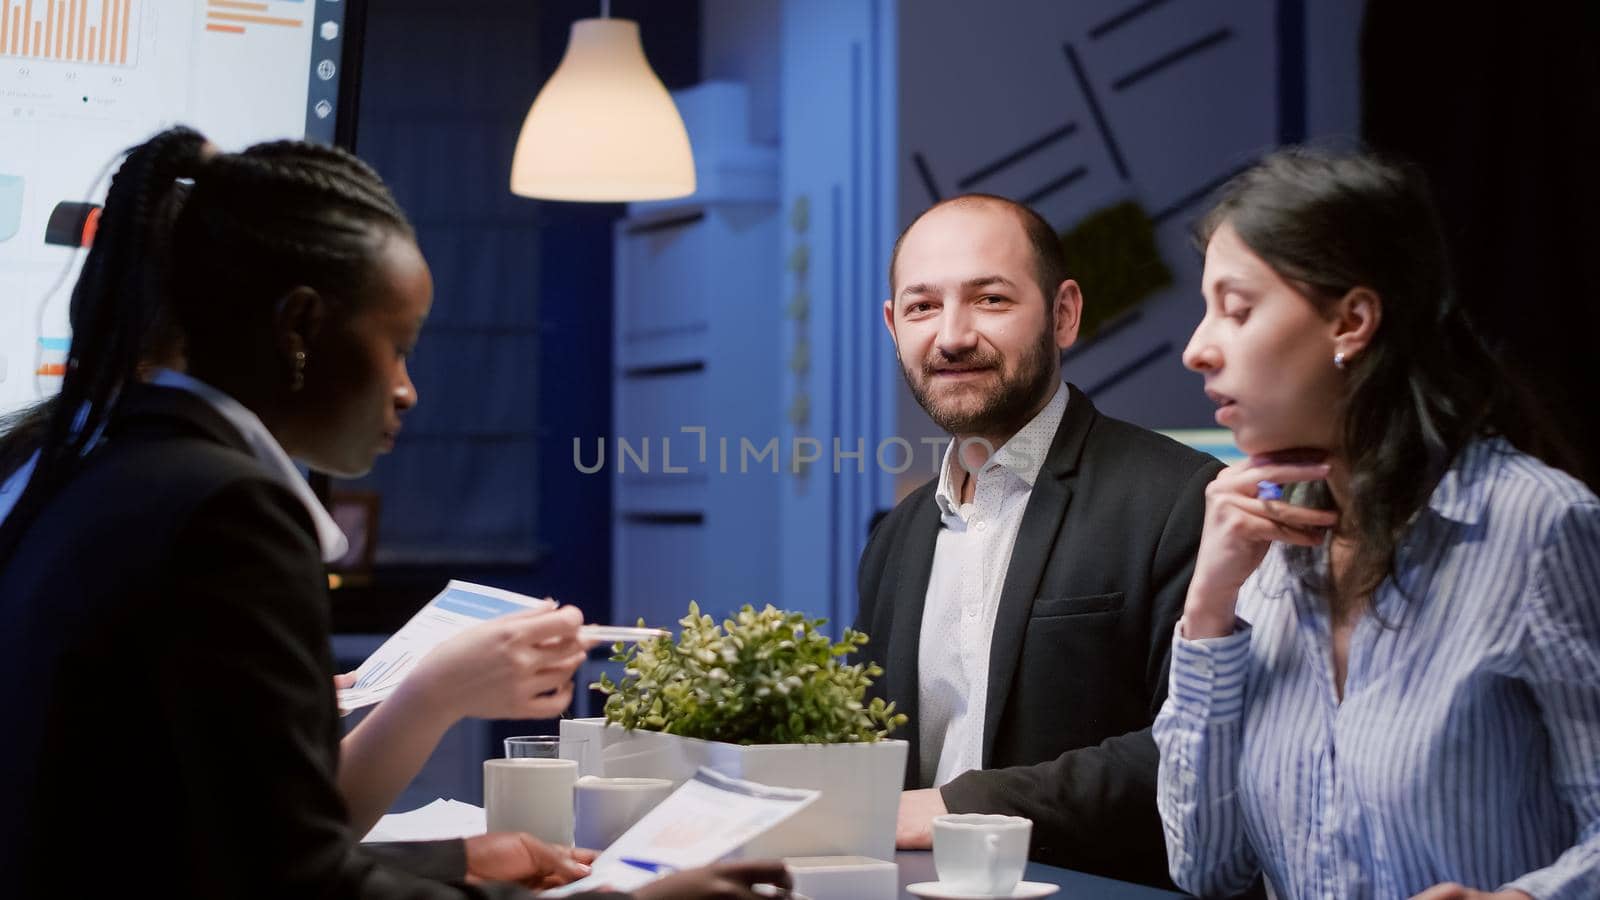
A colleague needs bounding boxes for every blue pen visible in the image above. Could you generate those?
[620,858,675,875]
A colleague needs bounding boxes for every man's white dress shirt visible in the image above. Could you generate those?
[918,381,1067,788]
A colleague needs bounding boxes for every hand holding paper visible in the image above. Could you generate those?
[338,580,560,713]
[338,580,673,714]
[409,606,588,722]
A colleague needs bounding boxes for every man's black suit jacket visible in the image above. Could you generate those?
[0,386,625,899]
[855,383,1222,888]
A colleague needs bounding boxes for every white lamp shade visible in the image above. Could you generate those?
[510,18,696,202]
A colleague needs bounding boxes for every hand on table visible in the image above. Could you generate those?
[464,832,595,888]
[632,860,792,900]
[895,788,948,850]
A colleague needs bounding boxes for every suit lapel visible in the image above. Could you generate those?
[886,488,941,788]
[980,384,1098,764]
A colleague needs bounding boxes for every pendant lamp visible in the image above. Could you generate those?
[509,3,696,202]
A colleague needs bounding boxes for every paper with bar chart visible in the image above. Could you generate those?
[0,0,346,418]
[337,581,560,715]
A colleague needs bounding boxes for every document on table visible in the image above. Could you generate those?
[362,798,486,843]
[538,768,819,896]
[337,579,555,713]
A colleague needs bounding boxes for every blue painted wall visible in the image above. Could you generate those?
[347,0,699,624]
[774,0,900,626]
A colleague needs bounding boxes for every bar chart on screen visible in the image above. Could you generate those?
[201,0,303,37]
[0,0,142,67]
[0,0,341,419]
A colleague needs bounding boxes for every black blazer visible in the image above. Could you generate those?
[855,383,1221,889]
[0,387,624,899]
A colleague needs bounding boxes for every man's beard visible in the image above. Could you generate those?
[901,323,1058,439]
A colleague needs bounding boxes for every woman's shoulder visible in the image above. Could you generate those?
[1467,437,1598,532]
[107,385,292,499]
[66,417,309,548]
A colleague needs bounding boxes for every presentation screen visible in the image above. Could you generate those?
[0,0,361,418]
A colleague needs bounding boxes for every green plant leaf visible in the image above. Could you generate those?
[590,602,904,744]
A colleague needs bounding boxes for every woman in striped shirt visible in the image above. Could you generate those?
[1155,150,1600,900]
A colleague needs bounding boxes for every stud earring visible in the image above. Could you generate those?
[291,350,307,392]
[1333,351,1346,370]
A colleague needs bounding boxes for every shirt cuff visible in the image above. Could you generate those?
[1168,618,1253,724]
[1508,863,1599,900]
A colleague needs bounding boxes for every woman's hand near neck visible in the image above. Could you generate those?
[1322,454,1353,529]
[1318,453,1369,621]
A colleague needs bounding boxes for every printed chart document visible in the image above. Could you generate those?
[540,768,819,896]
[338,580,555,713]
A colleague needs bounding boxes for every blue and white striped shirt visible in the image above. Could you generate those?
[1155,438,1600,899]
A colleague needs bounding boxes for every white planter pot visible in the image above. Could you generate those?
[559,717,907,860]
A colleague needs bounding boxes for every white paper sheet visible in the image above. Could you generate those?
[538,768,818,896]
[362,798,487,843]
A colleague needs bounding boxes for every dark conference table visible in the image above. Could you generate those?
[893,852,1187,899]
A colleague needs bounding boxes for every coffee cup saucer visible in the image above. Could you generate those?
[906,881,1060,899]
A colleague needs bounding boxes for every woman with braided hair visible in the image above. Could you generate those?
[0,146,580,849]
[0,127,788,900]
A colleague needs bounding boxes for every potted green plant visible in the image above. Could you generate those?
[560,603,909,859]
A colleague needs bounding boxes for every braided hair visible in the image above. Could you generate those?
[169,136,413,376]
[0,126,412,555]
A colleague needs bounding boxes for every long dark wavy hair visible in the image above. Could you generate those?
[0,126,412,558]
[1197,149,1520,608]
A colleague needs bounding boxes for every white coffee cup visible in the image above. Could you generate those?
[573,775,676,850]
[484,757,579,846]
[931,813,1031,894]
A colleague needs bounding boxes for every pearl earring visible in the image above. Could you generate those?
[1333,351,1346,370]
[290,350,307,392]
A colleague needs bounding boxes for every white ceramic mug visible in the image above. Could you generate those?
[573,775,676,850]
[484,757,579,846]
[931,813,1031,894]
